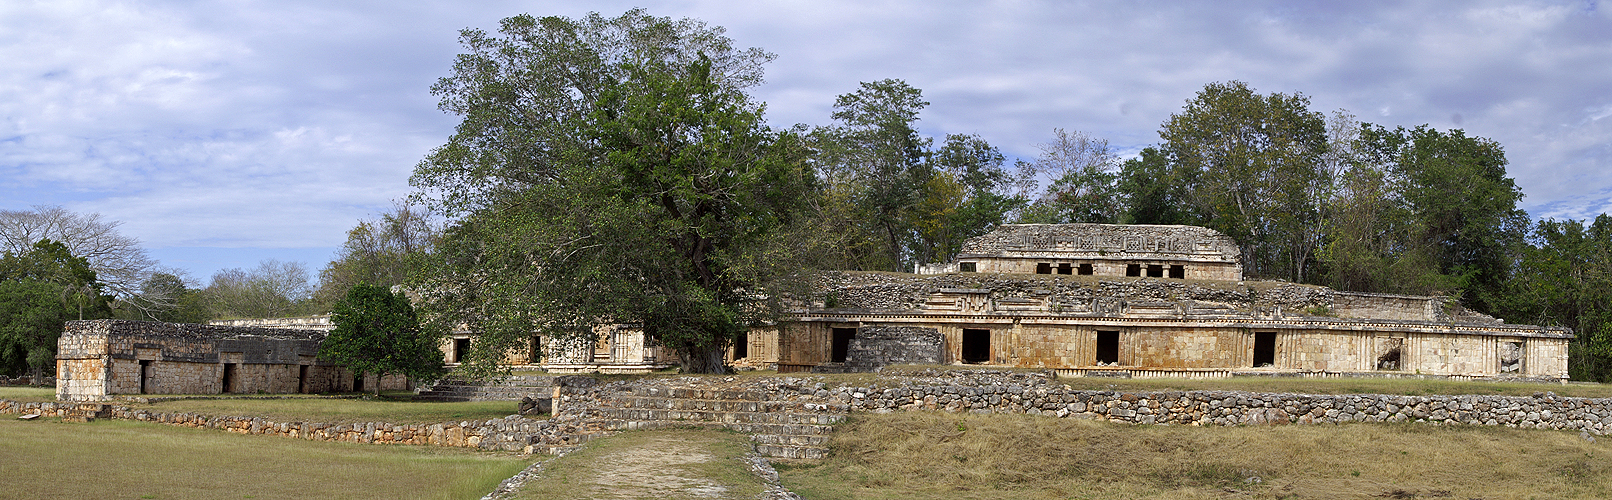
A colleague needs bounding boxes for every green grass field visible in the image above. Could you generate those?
[0,417,531,500]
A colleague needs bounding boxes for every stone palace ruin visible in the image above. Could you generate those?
[760,223,1572,381]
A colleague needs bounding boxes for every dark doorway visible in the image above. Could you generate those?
[1254,332,1277,367]
[962,329,991,364]
[139,360,151,394]
[831,328,856,363]
[1036,263,1052,274]
[453,338,471,363]
[353,373,365,393]
[1147,264,1164,277]
[959,262,977,272]
[298,365,309,393]
[529,336,543,364]
[1096,331,1120,365]
[1057,263,1072,275]
[1169,265,1185,279]
[221,363,236,393]
[1077,263,1093,275]
[734,332,748,359]
[1126,264,1141,277]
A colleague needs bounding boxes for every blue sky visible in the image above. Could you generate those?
[3,0,1610,283]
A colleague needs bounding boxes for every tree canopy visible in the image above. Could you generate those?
[322,283,444,392]
[411,9,814,376]
[0,239,112,377]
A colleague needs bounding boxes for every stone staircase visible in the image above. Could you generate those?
[415,375,558,402]
[569,384,843,459]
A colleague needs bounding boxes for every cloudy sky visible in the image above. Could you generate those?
[3,0,1609,283]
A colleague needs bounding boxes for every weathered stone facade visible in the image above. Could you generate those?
[918,223,1243,280]
[56,320,406,401]
[784,224,1573,381]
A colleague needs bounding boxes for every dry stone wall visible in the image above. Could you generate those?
[814,271,1333,312]
[844,326,944,371]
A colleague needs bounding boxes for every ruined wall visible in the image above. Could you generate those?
[958,224,1242,263]
[845,326,944,370]
[55,320,383,401]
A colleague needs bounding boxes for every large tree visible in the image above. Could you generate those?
[316,203,439,307]
[411,10,814,376]
[322,283,445,393]
[0,240,112,377]
[201,259,318,319]
[0,206,170,316]
[1158,81,1330,282]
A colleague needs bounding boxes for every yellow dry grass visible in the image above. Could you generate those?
[778,411,1612,499]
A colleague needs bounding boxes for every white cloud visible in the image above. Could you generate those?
[2,0,1610,279]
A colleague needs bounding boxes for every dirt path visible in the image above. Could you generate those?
[577,434,736,499]
[508,429,779,500]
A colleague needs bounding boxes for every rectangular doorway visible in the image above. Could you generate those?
[1168,265,1185,279]
[1253,332,1277,367]
[962,329,991,364]
[831,328,856,363]
[453,338,471,363]
[139,360,151,394]
[221,363,237,393]
[1096,331,1119,365]
[734,332,748,359]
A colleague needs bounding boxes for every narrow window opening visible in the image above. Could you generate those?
[221,363,236,393]
[1057,263,1073,275]
[453,338,471,364]
[1036,263,1052,274]
[1147,264,1164,277]
[962,329,991,364]
[1077,263,1093,275]
[1169,265,1185,279]
[958,262,976,273]
[734,332,748,359]
[298,365,309,394]
[1096,331,1120,365]
[1126,264,1141,277]
[1253,332,1277,367]
[831,328,856,363]
[139,360,151,394]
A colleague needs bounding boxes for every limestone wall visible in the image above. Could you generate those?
[845,326,944,370]
[55,320,403,401]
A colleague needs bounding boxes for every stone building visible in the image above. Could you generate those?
[56,320,406,401]
[763,223,1572,380]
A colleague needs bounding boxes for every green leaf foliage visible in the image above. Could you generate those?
[0,239,112,376]
[322,284,444,389]
[412,10,814,376]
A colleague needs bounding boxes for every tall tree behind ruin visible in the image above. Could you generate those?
[1158,81,1330,283]
[315,203,440,308]
[0,240,112,377]
[0,206,175,318]
[410,10,815,376]
[200,259,318,319]
[811,79,933,272]
[1017,129,1124,225]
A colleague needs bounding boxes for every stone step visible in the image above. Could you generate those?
[582,407,844,426]
[750,433,831,447]
[630,386,766,400]
[586,418,835,437]
[596,395,807,413]
[754,444,827,460]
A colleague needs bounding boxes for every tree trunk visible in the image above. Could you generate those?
[678,344,730,374]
